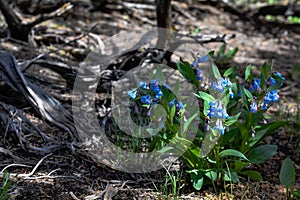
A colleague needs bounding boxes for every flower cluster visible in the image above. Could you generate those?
[207,100,229,135]
[128,80,164,107]
[249,73,285,112]
[211,77,234,98]
[190,55,209,81]
[128,80,184,111]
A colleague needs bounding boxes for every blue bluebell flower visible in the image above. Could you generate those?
[139,82,149,89]
[268,77,276,86]
[128,89,137,99]
[211,78,232,93]
[197,55,209,63]
[196,68,202,80]
[214,119,225,135]
[141,94,151,105]
[249,78,261,92]
[208,100,229,119]
[176,101,184,110]
[190,60,199,69]
[250,101,258,113]
[169,98,176,107]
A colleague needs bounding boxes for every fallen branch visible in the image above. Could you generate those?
[0,1,73,41]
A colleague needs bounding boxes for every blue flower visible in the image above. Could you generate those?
[176,101,184,110]
[268,77,276,86]
[214,119,225,135]
[208,100,229,119]
[141,94,151,105]
[250,101,258,113]
[139,82,149,89]
[197,55,209,63]
[190,60,199,69]
[169,98,176,107]
[249,78,261,92]
[196,68,202,80]
[128,89,137,99]
[154,89,163,99]
[211,78,232,93]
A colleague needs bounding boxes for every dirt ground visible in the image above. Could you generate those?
[0,1,300,199]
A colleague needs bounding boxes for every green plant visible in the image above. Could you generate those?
[0,171,13,200]
[280,158,300,199]
[127,52,286,191]
[152,166,183,200]
[213,43,238,67]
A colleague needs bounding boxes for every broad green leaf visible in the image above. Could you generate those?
[177,60,199,88]
[234,161,249,172]
[280,158,295,188]
[243,87,253,101]
[267,82,282,91]
[223,66,236,77]
[245,65,253,81]
[194,91,215,102]
[249,121,287,147]
[208,50,215,57]
[219,149,249,161]
[205,170,217,181]
[240,170,263,181]
[249,144,277,164]
[212,62,221,79]
[225,47,238,60]
[217,43,226,58]
[183,113,198,134]
[189,170,204,190]
[225,112,241,126]
[261,62,268,79]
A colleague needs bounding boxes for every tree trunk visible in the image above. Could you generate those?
[156,0,172,49]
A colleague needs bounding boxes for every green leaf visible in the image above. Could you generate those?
[208,50,215,57]
[205,170,218,181]
[239,85,249,109]
[194,91,215,102]
[225,112,240,126]
[183,113,198,134]
[177,60,199,88]
[225,47,238,60]
[234,161,249,172]
[260,72,267,91]
[223,66,236,77]
[267,82,282,91]
[245,65,254,81]
[219,149,249,161]
[261,62,268,79]
[249,144,277,164]
[243,87,253,102]
[240,170,263,181]
[292,190,300,198]
[217,43,226,58]
[249,121,287,147]
[280,158,295,188]
[212,62,221,79]
[189,170,204,190]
